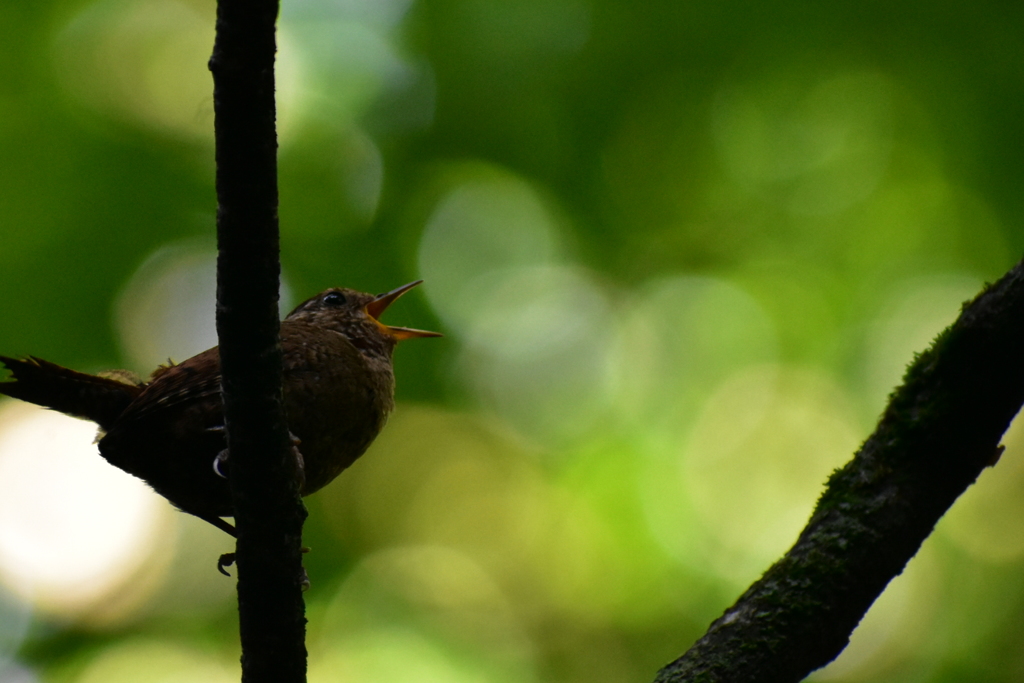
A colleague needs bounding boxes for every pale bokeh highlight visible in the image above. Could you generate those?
[116,241,294,372]
[0,402,173,622]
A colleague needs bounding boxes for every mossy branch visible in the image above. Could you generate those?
[656,258,1024,683]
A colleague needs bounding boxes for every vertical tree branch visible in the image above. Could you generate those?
[655,258,1024,682]
[209,0,307,681]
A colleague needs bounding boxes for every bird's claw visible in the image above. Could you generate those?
[213,449,229,479]
[218,552,236,576]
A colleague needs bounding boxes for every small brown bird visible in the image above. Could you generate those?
[0,281,440,537]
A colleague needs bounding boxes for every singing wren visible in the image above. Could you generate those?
[0,281,440,536]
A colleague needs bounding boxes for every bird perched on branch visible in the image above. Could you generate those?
[0,281,440,537]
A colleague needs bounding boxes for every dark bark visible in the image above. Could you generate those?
[655,258,1024,682]
[209,0,307,681]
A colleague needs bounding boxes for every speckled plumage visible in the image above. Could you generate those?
[0,283,439,535]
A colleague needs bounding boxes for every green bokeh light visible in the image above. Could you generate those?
[2,0,1024,680]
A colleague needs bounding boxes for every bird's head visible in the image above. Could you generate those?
[287,280,441,359]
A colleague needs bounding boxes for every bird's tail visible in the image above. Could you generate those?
[0,356,143,430]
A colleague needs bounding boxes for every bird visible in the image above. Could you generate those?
[0,281,441,538]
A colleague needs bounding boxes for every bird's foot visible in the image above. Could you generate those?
[210,431,302,483]
[215,546,311,585]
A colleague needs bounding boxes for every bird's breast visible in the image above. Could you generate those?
[280,325,396,495]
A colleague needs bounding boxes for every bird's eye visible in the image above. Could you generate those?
[322,292,346,306]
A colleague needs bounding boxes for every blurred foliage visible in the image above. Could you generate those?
[2,0,1024,682]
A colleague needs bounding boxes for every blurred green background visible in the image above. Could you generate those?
[1,0,1024,681]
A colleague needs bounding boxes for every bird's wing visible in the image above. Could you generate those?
[115,348,224,423]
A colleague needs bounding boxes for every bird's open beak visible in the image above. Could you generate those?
[364,280,443,341]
